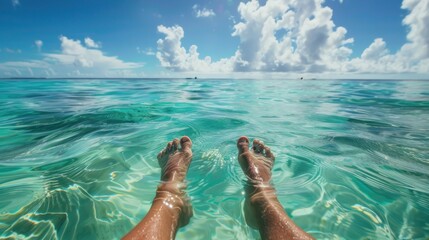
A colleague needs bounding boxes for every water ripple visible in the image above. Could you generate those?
[1,79,429,239]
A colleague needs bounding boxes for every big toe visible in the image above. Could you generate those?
[237,136,250,154]
[180,136,192,152]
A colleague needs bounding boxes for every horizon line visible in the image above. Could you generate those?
[1,77,429,81]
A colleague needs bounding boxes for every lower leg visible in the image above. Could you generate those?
[237,137,314,240]
[123,137,193,240]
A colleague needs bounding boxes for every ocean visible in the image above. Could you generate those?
[0,79,428,239]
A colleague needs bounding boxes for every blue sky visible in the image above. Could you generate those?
[0,0,428,79]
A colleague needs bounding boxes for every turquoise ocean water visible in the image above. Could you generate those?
[0,79,428,239]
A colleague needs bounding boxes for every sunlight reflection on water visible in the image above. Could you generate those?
[0,79,428,239]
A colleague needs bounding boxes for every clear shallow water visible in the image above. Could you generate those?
[0,79,428,240]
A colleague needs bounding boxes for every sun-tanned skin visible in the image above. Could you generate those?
[237,136,314,240]
[123,136,313,240]
[123,136,193,240]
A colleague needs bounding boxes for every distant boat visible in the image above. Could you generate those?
[185,77,198,80]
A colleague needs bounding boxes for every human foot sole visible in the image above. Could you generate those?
[155,136,193,227]
[237,136,277,229]
[157,136,193,182]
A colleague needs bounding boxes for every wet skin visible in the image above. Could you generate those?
[123,136,193,240]
[237,136,314,240]
[123,136,313,240]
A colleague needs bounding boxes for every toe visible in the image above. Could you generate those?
[172,138,180,151]
[180,136,192,151]
[237,136,250,154]
[157,150,164,160]
[264,146,275,161]
[252,139,264,154]
[167,141,173,153]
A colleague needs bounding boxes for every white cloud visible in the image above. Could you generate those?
[158,0,353,73]
[344,0,429,74]
[35,40,43,51]
[193,4,216,18]
[155,0,429,77]
[2,0,429,78]
[156,25,234,72]
[399,0,429,61]
[397,0,429,73]
[0,36,143,77]
[0,60,48,68]
[361,38,388,60]
[84,37,101,48]
[230,0,354,72]
[27,67,34,76]
[137,47,156,56]
[12,0,19,7]
[46,36,139,69]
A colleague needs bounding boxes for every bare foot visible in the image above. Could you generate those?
[122,137,194,239]
[237,136,276,229]
[237,137,314,240]
[237,136,275,184]
[157,136,193,182]
[156,136,193,227]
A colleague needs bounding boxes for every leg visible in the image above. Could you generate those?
[123,136,193,240]
[237,136,314,240]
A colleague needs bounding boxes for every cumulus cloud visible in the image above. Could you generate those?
[35,40,43,51]
[158,0,353,73]
[156,25,233,72]
[399,0,429,60]
[0,36,142,77]
[231,0,354,72]
[84,37,101,48]
[193,4,216,18]
[2,0,429,78]
[46,36,139,69]
[397,0,429,73]
[155,0,429,76]
[345,0,429,74]
[361,38,389,60]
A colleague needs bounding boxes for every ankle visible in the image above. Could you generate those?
[161,171,186,182]
[247,184,279,209]
[156,182,186,202]
[154,182,192,227]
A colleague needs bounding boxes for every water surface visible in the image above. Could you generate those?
[0,79,428,239]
